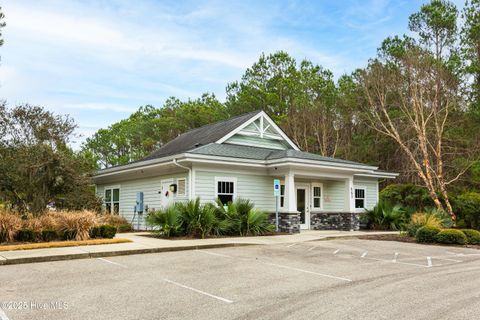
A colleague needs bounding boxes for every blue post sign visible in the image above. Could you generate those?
[274,179,280,232]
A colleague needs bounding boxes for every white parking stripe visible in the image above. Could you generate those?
[0,307,10,320]
[163,278,233,303]
[263,262,352,282]
[392,252,399,262]
[286,243,297,248]
[197,250,233,258]
[307,246,316,252]
[364,256,429,268]
[427,257,432,267]
[333,249,340,255]
[97,257,127,268]
[361,251,368,258]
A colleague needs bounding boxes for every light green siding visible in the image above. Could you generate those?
[225,135,288,150]
[322,180,346,211]
[353,177,379,210]
[195,170,275,211]
[96,172,189,229]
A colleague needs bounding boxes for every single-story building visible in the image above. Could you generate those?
[93,110,397,233]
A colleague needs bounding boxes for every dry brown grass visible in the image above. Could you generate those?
[52,210,96,241]
[0,210,22,242]
[0,238,132,251]
[97,214,129,226]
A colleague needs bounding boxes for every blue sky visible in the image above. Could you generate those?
[0,0,465,148]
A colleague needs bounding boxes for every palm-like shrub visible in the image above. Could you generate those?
[146,206,183,238]
[361,201,407,230]
[215,198,273,236]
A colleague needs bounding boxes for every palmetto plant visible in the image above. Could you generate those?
[215,198,273,236]
[361,201,407,231]
[146,206,182,238]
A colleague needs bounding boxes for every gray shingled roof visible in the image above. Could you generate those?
[188,143,374,167]
[142,110,262,160]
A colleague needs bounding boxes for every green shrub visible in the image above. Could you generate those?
[89,226,102,239]
[415,226,440,243]
[15,229,36,242]
[360,201,407,230]
[62,230,77,240]
[380,184,433,210]
[117,223,133,233]
[41,229,58,242]
[453,192,480,229]
[461,229,480,245]
[100,225,117,239]
[435,229,467,245]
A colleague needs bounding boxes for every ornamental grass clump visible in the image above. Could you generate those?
[0,210,22,243]
[53,211,96,241]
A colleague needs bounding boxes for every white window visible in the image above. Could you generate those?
[177,178,186,196]
[312,183,323,209]
[355,187,366,209]
[104,187,120,214]
[280,184,285,208]
[215,177,236,205]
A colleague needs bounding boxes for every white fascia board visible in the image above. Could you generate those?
[93,154,186,179]
[354,172,399,179]
[267,162,375,173]
[215,112,262,144]
[184,153,379,172]
[266,157,378,171]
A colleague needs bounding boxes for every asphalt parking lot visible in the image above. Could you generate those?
[1,238,480,320]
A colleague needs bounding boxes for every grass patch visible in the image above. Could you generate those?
[0,238,132,251]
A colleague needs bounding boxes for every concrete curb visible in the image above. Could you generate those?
[0,243,255,266]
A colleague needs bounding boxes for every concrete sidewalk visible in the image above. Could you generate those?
[0,230,397,265]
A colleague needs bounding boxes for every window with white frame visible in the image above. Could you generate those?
[177,178,186,196]
[312,184,323,209]
[280,184,285,208]
[355,187,366,209]
[104,187,120,214]
[216,178,236,205]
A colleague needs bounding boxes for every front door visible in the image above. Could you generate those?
[296,185,310,230]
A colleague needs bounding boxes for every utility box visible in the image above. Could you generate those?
[135,192,144,214]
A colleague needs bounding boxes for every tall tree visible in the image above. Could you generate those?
[357,0,467,220]
[461,0,480,114]
[0,104,101,214]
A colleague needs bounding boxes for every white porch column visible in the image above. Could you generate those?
[344,177,355,212]
[284,171,296,212]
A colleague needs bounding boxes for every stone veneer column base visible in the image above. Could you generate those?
[269,212,300,234]
[310,212,360,231]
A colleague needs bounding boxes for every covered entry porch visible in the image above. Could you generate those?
[272,167,368,233]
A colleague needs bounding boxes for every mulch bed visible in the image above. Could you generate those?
[358,233,480,249]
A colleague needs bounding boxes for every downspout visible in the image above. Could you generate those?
[173,158,192,200]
